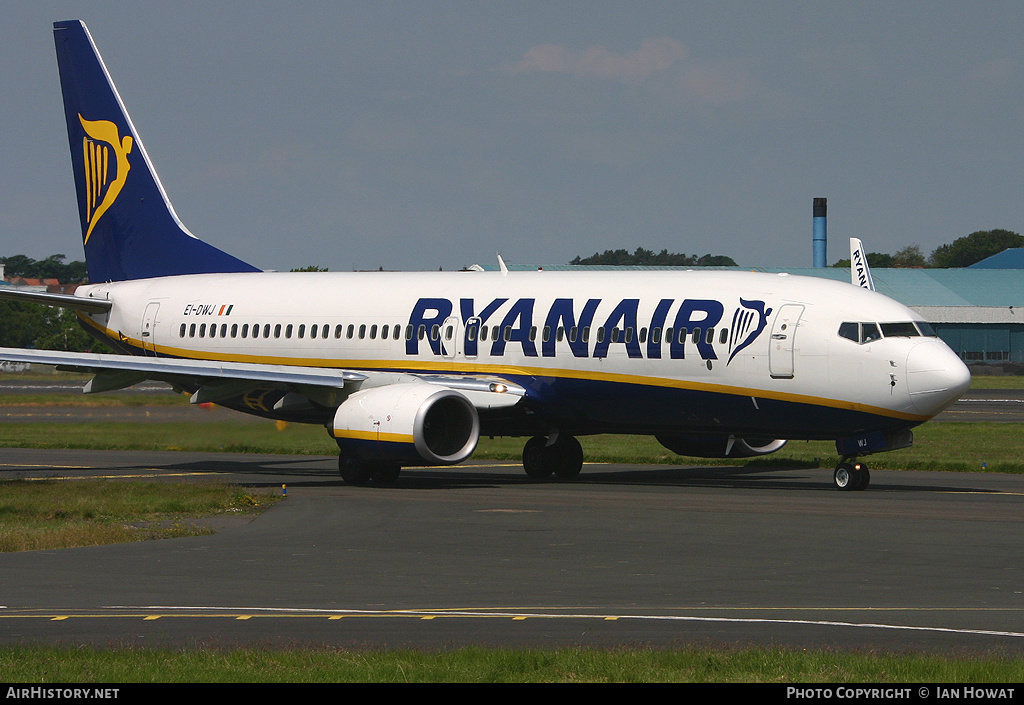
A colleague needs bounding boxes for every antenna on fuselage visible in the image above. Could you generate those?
[497,253,509,276]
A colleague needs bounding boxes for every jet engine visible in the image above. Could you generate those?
[332,383,479,465]
[656,434,787,458]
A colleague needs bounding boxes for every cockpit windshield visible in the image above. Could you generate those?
[838,321,936,344]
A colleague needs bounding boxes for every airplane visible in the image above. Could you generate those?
[0,20,972,491]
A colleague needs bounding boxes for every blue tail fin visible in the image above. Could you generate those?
[53,20,260,282]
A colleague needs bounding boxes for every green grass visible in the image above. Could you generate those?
[1,380,1021,681]
[0,479,278,552]
[1,644,1022,682]
[0,391,188,406]
[967,374,1024,389]
[1,419,1020,474]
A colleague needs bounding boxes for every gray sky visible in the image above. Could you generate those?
[2,1,1022,272]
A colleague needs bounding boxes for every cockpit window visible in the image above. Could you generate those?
[880,322,920,338]
[915,321,937,337]
[839,320,938,344]
[838,322,881,344]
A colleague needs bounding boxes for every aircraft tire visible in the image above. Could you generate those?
[338,453,373,486]
[855,464,870,490]
[834,462,869,491]
[551,435,584,480]
[522,436,553,480]
[370,463,402,486]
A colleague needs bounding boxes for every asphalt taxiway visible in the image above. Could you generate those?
[1,448,1023,653]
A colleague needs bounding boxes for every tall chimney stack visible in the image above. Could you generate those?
[813,197,827,268]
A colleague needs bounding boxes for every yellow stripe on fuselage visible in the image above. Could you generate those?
[78,314,930,423]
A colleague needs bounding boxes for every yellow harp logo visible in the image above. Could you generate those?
[79,114,133,245]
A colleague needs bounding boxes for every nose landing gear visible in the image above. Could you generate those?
[834,459,870,491]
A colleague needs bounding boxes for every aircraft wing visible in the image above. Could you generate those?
[0,347,524,410]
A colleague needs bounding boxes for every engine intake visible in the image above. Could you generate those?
[332,383,479,465]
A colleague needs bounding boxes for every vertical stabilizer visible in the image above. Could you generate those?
[850,238,875,291]
[53,20,260,282]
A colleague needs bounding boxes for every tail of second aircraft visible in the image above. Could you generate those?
[53,20,260,283]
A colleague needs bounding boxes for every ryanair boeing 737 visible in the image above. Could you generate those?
[0,20,971,490]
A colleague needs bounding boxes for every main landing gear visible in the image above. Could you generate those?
[833,459,870,491]
[522,434,584,481]
[337,449,401,486]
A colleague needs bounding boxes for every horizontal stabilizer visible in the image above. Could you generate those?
[0,288,112,313]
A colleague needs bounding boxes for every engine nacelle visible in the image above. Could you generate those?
[656,434,787,458]
[332,383,479,465]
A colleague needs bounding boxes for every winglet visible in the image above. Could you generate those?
[850,238,874,291]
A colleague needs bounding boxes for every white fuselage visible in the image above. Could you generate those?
[73,269,970,440]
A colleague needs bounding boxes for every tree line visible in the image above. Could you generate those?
[1,254,103,353]
[2,230,1020,353]
[570,248,737,266]
[1,254,87,282]
[831,229,1024,269]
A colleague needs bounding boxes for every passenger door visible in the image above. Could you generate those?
[769,304,804,379]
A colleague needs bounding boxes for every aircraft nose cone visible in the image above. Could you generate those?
[906,340,971,416]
